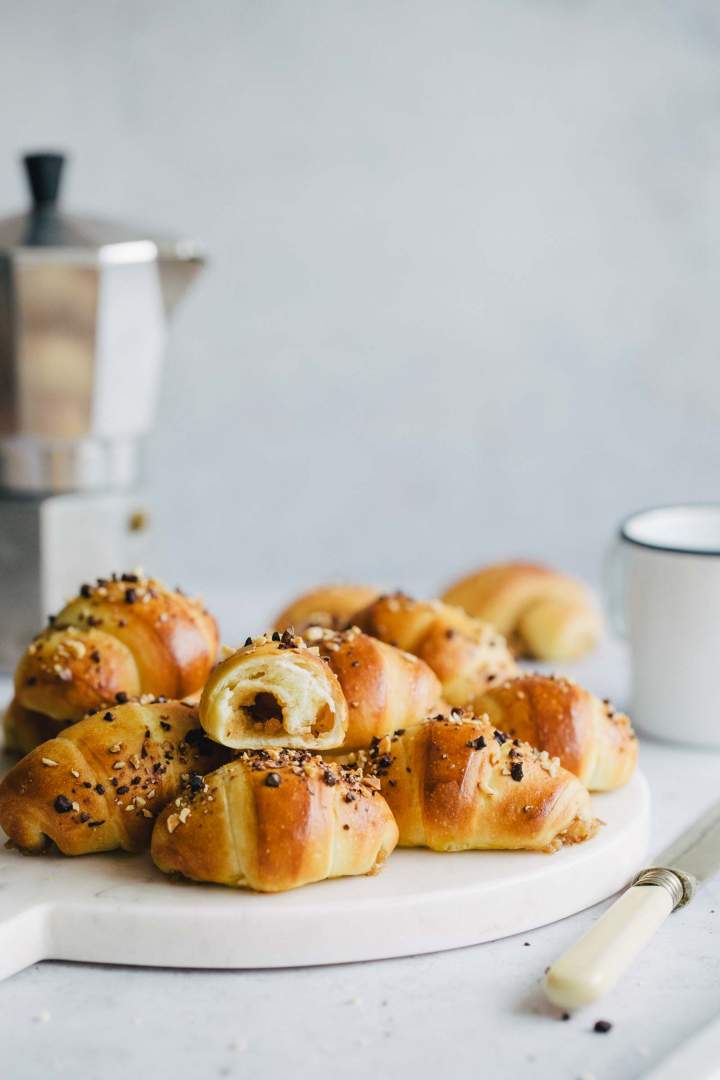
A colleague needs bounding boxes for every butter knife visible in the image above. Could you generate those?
[543,796,720,1010]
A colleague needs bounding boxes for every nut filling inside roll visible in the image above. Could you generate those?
[199,631,349,750]
[222,656,337,738]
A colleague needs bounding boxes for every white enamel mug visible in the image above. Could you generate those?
[609,504,720,747]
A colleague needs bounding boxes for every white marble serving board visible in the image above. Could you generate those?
[0,753,649,981]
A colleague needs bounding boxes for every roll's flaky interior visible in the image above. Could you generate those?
[199,631,348,750]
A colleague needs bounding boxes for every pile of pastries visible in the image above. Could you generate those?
[0,562,637,893]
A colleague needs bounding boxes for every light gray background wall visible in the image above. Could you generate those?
[2,0,719,604]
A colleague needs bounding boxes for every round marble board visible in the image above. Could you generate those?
[0,752,648,981]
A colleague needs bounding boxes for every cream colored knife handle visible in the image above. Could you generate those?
[544,872,686,1010]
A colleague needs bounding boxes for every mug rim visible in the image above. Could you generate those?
[620,501,720,557]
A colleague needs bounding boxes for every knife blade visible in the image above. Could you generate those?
[654,794,720,884]
[543,796,720,1010]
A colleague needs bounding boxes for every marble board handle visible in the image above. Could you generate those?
[544,870,688,1010]
[0,900,48,981]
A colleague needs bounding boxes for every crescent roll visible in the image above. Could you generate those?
[443,561,601,661]
[367,712,598,853]
[199,631,348,750]
[5,572,219,754]
[305,625,442,750]
[0,699,227,855]
[354,593,518,707]
[151,751,399,892]
[274,584,381,634]
[474,674,637,791]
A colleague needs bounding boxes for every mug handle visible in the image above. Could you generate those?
[604,537,627,639]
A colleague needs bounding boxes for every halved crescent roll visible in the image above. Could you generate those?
[199,631,348,750]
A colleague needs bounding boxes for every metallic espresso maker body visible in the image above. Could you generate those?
[0,153,204,668]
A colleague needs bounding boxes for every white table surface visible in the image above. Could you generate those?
[2,595,719,1080]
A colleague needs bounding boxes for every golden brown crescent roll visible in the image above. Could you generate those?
[274,584,381,634]
[151,751,399,892]
[5,572,220,755]
[304,625,442,750]
[0,699,227,855]
[442,562,601,661]
[366,712,598,853]
[474,674,637,792]
[199,631,348,750]
[353,593,518,708]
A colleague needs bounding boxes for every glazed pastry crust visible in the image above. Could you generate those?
[0,700,227,855]
[474,674,637,791]
[274,584,381,634]
[367,712,598,853]
[151,751,399,892]
[6,573,219,754]
[353,593,518,707]
[443,562,601,661]
[305,625,442,750]
[199,632,349,751]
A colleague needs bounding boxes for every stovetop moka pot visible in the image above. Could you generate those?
[0,152,205,668]
[0,151,204,491]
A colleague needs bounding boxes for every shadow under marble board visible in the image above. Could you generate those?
[0,745,649,980]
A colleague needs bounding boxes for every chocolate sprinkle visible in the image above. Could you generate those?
[467,736,486,750]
